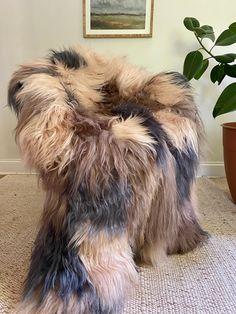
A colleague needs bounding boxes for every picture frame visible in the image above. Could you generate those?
[83,0,154,38]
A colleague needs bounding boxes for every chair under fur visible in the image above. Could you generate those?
[8,46,208,314]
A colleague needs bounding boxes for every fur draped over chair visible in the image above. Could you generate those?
[8,46,208,314]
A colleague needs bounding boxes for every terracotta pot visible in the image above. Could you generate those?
[222,122,236,204]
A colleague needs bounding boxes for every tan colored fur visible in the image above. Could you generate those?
[143,73,193,106]
[136,151,179,265]
[111,116,155,146]
[17,101,75,172]
[79,232,137,312]
[154,110,199,154]
[15,292,91,314]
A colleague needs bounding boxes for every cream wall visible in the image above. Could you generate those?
[0,0,236,174]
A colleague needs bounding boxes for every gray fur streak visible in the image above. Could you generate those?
[8,66,57,113]
[22,201,103,313]
[69,178,132,235]
[8,81,23,113]
[170,144,199,205]
[166,71,191,89]
[49,49,87,69]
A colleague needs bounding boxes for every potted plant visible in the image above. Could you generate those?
[182,17,236,203]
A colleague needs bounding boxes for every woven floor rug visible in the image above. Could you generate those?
[0,175,235,314]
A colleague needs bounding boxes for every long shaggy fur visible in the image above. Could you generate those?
[8,46,208,314]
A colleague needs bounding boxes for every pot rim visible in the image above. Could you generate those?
[221,122,236,130]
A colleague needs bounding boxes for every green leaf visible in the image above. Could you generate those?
[183,51,203,80]
[210,64,225,85]
[194,27,206,37]
[229,22,236,33]
[183,17,200,31]
[227,53,236,59]
[201,25,215,41]
[213,83,236,118]
[194,25,215,41]
[225,64,236,78]
[215,29,236,46]
[215,53,236,63]
[194,59,209,79]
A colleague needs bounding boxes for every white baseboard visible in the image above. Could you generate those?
[0,159,225,177]
[0,159,35,174]
[198,162,225,177]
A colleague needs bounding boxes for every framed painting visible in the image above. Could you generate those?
[83,0,154,38]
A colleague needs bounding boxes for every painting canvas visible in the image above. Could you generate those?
[83,0,154,38]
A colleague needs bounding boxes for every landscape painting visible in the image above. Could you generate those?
[83,0,154,38]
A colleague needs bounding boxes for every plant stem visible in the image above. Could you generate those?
[194,33,215,58]
[210,44,216,52]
